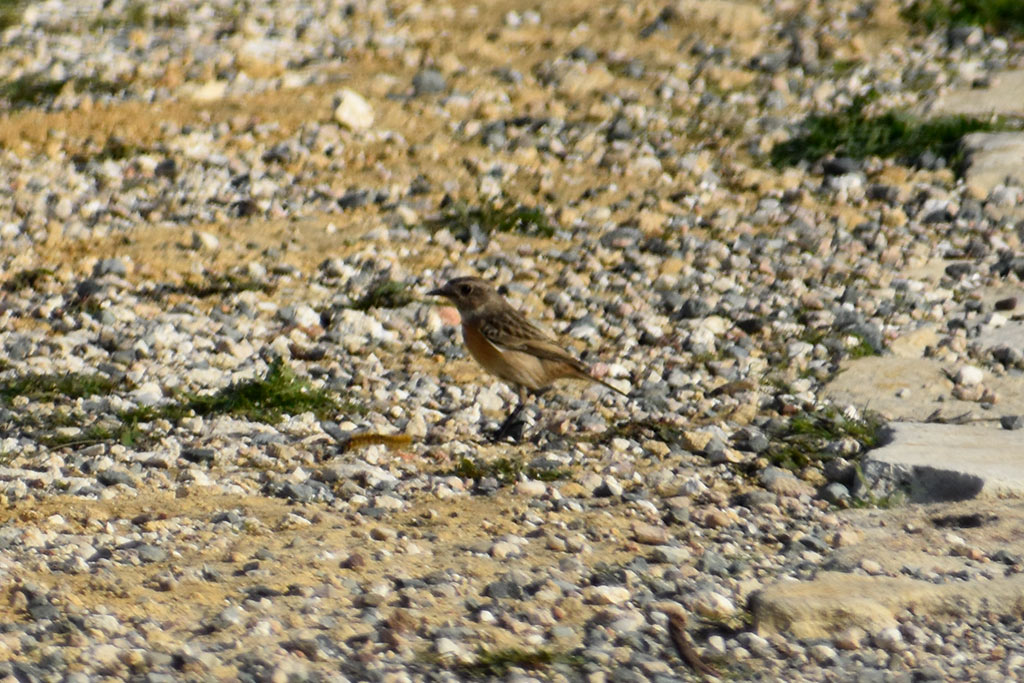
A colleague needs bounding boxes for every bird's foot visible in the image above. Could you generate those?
[490,411,527,443]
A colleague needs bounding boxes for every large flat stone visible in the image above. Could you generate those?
[751,571,1024,639]
[862,422,1024,501]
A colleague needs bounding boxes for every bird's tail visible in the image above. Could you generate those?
[581,370,630,397]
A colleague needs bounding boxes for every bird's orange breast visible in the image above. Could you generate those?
[461,322,565,390]
[462,322,505,370]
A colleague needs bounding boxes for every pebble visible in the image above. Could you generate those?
[875,627,904,652]
[650,546,690,564]
[585,586,632,606]
[809,644,839,665]
[1000,415,1024,431]
[692,591,736,620]
[956,366,984,386]
[514,480,547,497]
[631,522,669,545]
[412,69,446,95]
[333,89,374,131]
[191,231,219,251]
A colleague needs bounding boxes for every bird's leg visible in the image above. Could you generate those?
[492,387,529,443]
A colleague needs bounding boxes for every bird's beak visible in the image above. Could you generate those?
[427,286,447,298]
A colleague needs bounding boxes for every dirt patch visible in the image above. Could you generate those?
[2,481,642,653]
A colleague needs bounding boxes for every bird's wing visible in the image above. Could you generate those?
[479,307,630,396]
[478,310,587,369]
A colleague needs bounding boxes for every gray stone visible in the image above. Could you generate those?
[1001,415,1024,431]
[136,544,168,563]
[977,321,1024,354]
[412,69,446,95]
[93,258,128,277]
[822,482,850,504]
[650,546,690,564]
[97,469,136,487]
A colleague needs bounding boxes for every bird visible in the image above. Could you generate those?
[427,276,628,441]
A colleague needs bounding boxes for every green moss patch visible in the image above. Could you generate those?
[770,96,1017,172]
[430,196,557,242]
[767,406,883,470]
[904,0,1024,36]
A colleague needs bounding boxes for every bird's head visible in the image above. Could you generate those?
[427,276,498,314]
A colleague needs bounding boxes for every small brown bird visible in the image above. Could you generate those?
[428,276,628,440]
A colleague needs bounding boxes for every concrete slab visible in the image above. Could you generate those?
[861,422,1024,502]
[930,70,1024,118]
[752,571,1024,639]
[960,131,1024,193]
[752,499,1024,639]
[822,355,1024,423]
[977,320,1024,351]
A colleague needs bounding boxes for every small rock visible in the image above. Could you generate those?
[484,579,523,600]
[585,585,632,606]
[693,591,736,620]
[514,480,546,497]
[829,529,863,548]
[131,382,164,407]
[490,541,519,560]
[191,231,219,251]
[874,627,903,651]
[707,635,727,655]
[994,297,1017,311]
[1000,415,1024,431]
[956,365,984,386]
[595,476,623,497]
[136,544,167,563]
[697,550,730,576]
[97,469,136,488]
[412,69,446,95]
[650,546,690,564]
[821,482,850,504]
[808,643,838,665]
[760,467,813,497]
[93,258,128,277]
[333,89,374,130]
[835,626,866,650]
[632,522,670,545]
[859,559,882,575]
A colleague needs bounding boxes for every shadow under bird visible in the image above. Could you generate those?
[428,276,628,441]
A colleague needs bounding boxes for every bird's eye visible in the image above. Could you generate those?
[459,284,472,296]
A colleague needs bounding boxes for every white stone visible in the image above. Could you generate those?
[693,591,736,620]
[514,480,547,497]
[476,386,505,413]
[956,365,984,386]
[809,643,837,664]
[490,541,519,559]
[131,382,163,407]
[191,230,219,251]
[875,626,904,651]
[333,89,374,131]
[585,585,631,605]
[190,80,228,102]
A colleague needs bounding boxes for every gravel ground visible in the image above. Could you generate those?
[1,0,1023,681]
